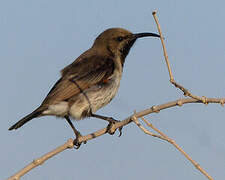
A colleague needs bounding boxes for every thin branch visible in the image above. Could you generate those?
[78,97,225,143]
[152,11,208,103]
[131,115,169,141]
[140,117,213,180]
[7,97,224,179]
[152,11,173,81]
[7,139,74,180]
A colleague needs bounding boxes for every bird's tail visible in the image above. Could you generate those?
[8,107,44,130]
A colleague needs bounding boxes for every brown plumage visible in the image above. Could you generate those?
[43,56,114,105]
[9,28,160,146]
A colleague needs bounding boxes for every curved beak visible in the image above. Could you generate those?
[132,32,160,39]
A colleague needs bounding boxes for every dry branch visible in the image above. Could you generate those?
[7,97,223,179]
[152,11,210,103]
[132,116,213,180]
[8,139,74,180]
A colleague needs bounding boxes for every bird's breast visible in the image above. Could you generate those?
[69,70,122,120]
[84,70,122,112]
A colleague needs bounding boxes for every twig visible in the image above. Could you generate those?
[78,97,225,143]
[152,11,208,103]
[152,11,173,81]
[140,117,213,180]
[7,139,74,180]
[131,115,169,141]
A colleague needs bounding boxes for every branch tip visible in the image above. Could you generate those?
[152,11,157,15]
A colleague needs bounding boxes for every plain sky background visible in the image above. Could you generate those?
[1,0,225,180]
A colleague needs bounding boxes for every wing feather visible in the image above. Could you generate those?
[41,55,114,106]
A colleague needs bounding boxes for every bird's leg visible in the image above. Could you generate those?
[90,113,123,136]
[64,115,84,149]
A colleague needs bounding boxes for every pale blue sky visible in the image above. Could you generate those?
[1,1,225,180]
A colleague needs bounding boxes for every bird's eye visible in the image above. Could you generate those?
[116,36,124,42]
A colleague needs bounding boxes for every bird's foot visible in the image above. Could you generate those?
[90,113,123,136]
[106,117,123,137]
[73,131,86,149]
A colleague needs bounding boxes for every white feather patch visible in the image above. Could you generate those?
[43,101,69,116]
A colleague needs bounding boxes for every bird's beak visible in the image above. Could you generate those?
[132,32,160,39]
[119,32,160,59]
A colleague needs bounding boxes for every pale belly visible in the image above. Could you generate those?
[42,74,121,120]
[69,75,121,119]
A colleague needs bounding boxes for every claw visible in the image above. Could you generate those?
[73,131,86,149]
[90,113,123,137]
[106,119,123,137]
[73,139,82,149]
[106,121,115,135]
[118,126,123,137]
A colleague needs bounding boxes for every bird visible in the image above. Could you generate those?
[9,28,160,147]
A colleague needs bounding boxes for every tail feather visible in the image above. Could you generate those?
[9,108,43,130]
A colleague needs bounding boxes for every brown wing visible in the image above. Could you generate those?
[41,54,114,106]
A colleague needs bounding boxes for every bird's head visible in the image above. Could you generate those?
[93,28,160,65]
